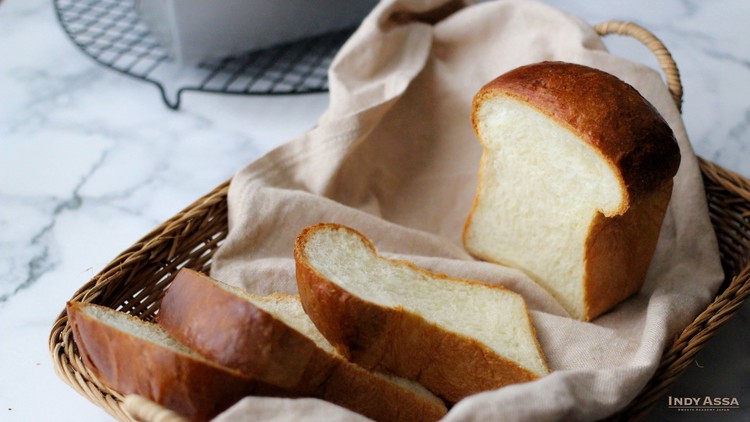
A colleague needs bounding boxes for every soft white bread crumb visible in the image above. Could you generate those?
[216,284,338,355]
[83,303,201,358]
[303,225,548,377]
[465,96,623,319]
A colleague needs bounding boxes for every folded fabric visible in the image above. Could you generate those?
[210,0,724,420]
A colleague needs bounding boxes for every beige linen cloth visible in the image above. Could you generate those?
[209,0,724,420]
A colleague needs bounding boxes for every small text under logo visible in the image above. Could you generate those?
[668,396,739,412]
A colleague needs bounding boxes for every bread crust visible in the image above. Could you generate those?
[159,269,336,392]
[67,302,282,422]
[583,180,673,320]
[471,61,680,211]
[159,269,447,422]
[295,223,548,404]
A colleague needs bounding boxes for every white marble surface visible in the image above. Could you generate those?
[0,0,747,421]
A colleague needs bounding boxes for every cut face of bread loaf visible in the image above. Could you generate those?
[463,61,681,321]
[66,302,282,422]
[158,269,447,422]
[295,223,548,403]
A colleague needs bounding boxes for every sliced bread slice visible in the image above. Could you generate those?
[158,268,447,422]
[294,223,549,403]
[66,301,285,422]
[463,61,680,321]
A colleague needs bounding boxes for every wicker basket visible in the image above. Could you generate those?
[49,21,750,422]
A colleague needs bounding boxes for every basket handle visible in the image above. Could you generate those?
[594,20,683,112]
[123,395,187,422]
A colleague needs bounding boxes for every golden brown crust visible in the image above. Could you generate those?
[583,181,674,320]
[321,363,447,422]
[462,149,490,247]
[159,269,447,422]
[295,223,547,404]
[159,269,336,392]
[67,302,283,422]
[472,61,680,210]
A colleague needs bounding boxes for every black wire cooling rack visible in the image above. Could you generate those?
[53,0,355,109]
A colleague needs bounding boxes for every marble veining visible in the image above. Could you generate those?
[1,0,748,421]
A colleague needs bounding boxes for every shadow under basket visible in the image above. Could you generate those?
[48,21,750,422]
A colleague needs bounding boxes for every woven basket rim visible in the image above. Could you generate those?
[49,158,750,421]
[47,20,750,422]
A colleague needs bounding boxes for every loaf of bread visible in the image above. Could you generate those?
[463,61,681,321]
[66,301,287,422]
[158,268,447,422]
[295,223,549,403]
